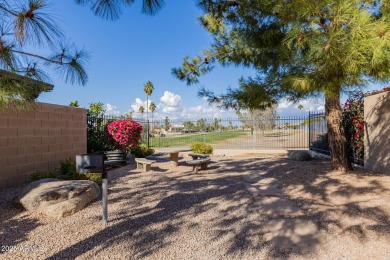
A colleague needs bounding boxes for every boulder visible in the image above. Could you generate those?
[19,178,100,219]
[288,150,312,161]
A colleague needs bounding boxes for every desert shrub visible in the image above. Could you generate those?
[59,157,77,176]
[87,119,116,153]
[30,169,60,182]
[30,158,102,184]
[191,142,213,154]
[87,102,116,153]
[131,144,154,158]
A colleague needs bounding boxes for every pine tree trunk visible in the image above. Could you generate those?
[325,92,353,172]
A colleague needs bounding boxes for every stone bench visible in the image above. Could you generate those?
[135,158,156,172]
[188,153,210,160]
[186,158,211,173]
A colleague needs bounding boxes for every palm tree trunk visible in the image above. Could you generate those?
[146,96,149,123]
[151,112,154,131]
[146,96,149,145]
[325,92,353,172]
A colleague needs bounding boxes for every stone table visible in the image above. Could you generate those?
[156,147,191,166]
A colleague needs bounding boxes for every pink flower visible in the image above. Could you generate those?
[107,120,143,153]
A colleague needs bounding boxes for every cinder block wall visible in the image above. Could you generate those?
[0,102,87,188]
[364,90,390,173]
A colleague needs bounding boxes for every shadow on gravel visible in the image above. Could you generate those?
[210,156,390,257]
[0,187,40,254]
[46,155,390,259]
[47,171,262,259]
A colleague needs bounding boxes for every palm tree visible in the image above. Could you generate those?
[139,106,145,119]
[149,102,156,130]
[143,81,154,123]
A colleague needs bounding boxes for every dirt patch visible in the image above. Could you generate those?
[1,153,390,259]
[212,130,308,149]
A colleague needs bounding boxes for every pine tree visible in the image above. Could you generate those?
[173,0,390,172]
[75,0,165,20]
[0,0,164,109]
[0,0,88,109]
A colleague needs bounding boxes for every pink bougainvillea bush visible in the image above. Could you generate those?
[343,86,390,164]
[343,92,364,163]
[107,120,143,153]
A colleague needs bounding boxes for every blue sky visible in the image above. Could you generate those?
[35,1,383,119]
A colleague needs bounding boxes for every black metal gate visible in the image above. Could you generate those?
[308,111,364,165]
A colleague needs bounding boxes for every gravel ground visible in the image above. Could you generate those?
[1,152,390,259]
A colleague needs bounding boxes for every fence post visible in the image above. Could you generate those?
[203,118,206,143]
[147,120,150,148]
[308,111,311,149]
[252,118,256,150]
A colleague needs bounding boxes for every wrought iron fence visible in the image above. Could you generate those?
[308,111,364,165]
[308,111,329,155]
[87,115,309,151]
[87,115,117,153]
[87,111,363,165]
[135,116,309,149]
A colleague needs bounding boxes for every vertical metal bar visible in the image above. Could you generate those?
[308,111,311,150]
[252,116,255,150]
[147,120,150,148]
[102,171,108,226]
[203,118,206,143]
[294,115,296,148]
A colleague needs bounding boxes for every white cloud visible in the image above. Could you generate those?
[157,91,183,116]
[131,98,146,112]
[105,103,120,116]
[129,91,237,120]
[126,91,326,120]
[278,99,294,109]
[160,91,182,106]
[162,106,179,113]
[276,97,325,115]
[114,94,325,120]
[296,98,325,112]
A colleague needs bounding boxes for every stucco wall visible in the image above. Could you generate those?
[0,103,87,188]
[364,90,390,173]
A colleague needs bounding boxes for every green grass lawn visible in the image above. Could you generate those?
[147,131,249,147]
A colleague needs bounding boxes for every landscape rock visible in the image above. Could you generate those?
[288,150,312,161]
[19,178,100,219]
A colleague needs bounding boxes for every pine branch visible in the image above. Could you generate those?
[0,4,18,16]
[10,49,66,65]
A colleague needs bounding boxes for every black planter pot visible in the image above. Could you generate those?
[104,150,126,165]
